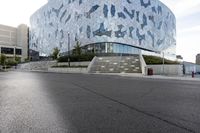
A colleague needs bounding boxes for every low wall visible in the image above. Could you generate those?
[197,65,200,72]
[139,53,147,75]
[147,65,183,76]
[57,61,90,66]
[18,61,57,70]
[48,67,88,73]
[183,62,200,74]
[87,56,97,73]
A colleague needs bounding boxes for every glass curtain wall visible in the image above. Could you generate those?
[83,43,140,55]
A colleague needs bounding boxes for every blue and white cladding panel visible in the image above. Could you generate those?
[30,0,176,56]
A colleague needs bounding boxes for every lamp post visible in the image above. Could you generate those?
[162,52,165,75]
[68,32,70,67]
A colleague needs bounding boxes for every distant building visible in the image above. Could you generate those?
[0,24,28,61]
[196,54,200,65]
[29,49,39,61]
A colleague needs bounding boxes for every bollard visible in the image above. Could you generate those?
[192,71,195,78]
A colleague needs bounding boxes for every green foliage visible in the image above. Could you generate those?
[143,55,179,65]
[24,58,30,62]
[0,54,6,65]
[15,57,21,63]
[51,47,60,60]
[73,41,82,56]
[6,60,18,66]
[0,54,22,66]
[58,53,95,62]
[52,65,88,68]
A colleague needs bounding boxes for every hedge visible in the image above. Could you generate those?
[58,53,95,62]
[143,55,179,65]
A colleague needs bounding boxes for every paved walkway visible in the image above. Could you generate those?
[11,69,200,81]
[94,73,200,81]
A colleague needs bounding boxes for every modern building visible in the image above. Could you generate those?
[0,24,28,61]
[29,0,176,60]
[196,54,200,65]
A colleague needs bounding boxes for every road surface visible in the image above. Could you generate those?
[0,71,200,133]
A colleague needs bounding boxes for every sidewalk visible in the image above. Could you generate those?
[12,69,200,81]
[95,73,200,81]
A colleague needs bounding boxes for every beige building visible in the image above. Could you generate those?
[0,24,28,61]
[196,54,200,65]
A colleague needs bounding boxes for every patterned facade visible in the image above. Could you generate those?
[30,0,176,58]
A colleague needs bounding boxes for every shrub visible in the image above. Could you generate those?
[0,54,6,65]
[58,53,95,62]
[6,60,18,66]
[52,65,88,68]
[51,47,60,60]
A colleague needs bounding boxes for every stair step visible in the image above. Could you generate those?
[89,56,141,73]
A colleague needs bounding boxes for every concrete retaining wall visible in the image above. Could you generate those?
[147,65,183,76]
[183,62,200,74]
[18,61,57,70]
[197,65,200,72]
[57,61,90,66]
[140,53,147,75]
[48,67,88,73]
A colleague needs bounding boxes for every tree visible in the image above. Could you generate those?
[0,54,6,65]
[73,41,82,56]
[52,47,60,60]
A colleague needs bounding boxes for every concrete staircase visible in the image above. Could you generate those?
[88,55,141,73]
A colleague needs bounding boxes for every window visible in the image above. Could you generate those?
[16,49,22,55]
[1,47,14,54]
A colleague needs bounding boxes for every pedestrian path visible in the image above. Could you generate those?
[11,69,200,81]
[96,73,200,81]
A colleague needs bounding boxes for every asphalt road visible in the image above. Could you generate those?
[0,71,200,133]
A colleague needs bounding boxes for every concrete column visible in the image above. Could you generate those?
[105,43,108,53]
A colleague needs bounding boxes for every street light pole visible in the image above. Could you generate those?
[68,32,70,67]
[162,52,165,75]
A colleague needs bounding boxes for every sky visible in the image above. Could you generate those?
[160,0,200,63]
[0,0,199,63]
